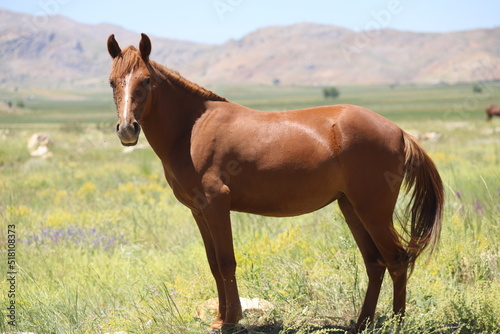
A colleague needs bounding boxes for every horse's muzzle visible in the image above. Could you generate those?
[116,121,141,146]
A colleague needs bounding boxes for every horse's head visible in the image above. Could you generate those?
[107,33,154,146]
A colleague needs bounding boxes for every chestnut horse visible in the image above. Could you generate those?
[107,34,444,332]
[486,105,500,120]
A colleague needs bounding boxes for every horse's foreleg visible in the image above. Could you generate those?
[198,188,242,329]
[192,210,227,328]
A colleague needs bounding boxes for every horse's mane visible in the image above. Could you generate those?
[110,46,227,102]
[149,61,227,102]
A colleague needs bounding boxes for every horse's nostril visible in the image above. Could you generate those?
[116,123,120,133]
[133,121,140,134]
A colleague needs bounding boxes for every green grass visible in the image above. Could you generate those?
[0,83,499,333]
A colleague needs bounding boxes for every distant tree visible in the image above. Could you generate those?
[7,101,12,108]
[16,99,25,108]
[323,86,340,99]
[473,84,483,94]
[272,78,281,86]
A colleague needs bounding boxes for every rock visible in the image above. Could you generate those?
[482,126,500,135]
[405,130,441,142]
[30,145,52,158]
[421,131,441,142]
[196,297,275,324]
[27,133,53,158]
[0,129,10,139]
[240,297,275,318]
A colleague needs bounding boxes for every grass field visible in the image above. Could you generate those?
[1,83,499,333]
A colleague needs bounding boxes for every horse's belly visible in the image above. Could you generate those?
[228,168,343,217]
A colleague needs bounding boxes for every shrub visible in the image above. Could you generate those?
[323,87,340,99]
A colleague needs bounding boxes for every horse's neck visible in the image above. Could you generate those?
[142,81,205,162]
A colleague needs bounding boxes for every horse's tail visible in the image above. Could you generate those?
[401,131,444,273]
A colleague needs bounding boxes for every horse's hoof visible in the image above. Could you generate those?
[210,325,246,334]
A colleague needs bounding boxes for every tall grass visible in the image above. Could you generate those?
[1,85,499,333]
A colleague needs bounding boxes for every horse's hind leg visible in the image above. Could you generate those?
[338,195,386,331]
[347,195,409,322]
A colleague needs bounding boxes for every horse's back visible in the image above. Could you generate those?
[191,103,405,216]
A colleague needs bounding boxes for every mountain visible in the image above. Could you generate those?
[1,8,499,89]
[0,9,211,89]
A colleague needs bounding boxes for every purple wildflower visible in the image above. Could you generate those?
[474,200,484,215]
[22,225,127,249]
[455,191,462,200]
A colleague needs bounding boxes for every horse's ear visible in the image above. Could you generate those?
[107,34,121,59]
[139,33,152,61]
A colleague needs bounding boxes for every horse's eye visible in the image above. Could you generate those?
[109,80,116,89]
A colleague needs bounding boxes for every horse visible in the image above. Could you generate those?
[486,105,500,120]
[107,33,444,332]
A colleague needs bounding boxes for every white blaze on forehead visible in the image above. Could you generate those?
[122,70,134,126]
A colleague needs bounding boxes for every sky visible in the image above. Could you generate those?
[0,0,499,44]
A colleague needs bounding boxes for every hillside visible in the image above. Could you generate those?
[1,8,499,88]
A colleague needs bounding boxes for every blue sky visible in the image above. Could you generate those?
[1,0,499,44]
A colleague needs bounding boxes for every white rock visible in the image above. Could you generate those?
[27,133,52,158]
[196,297,275,321]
